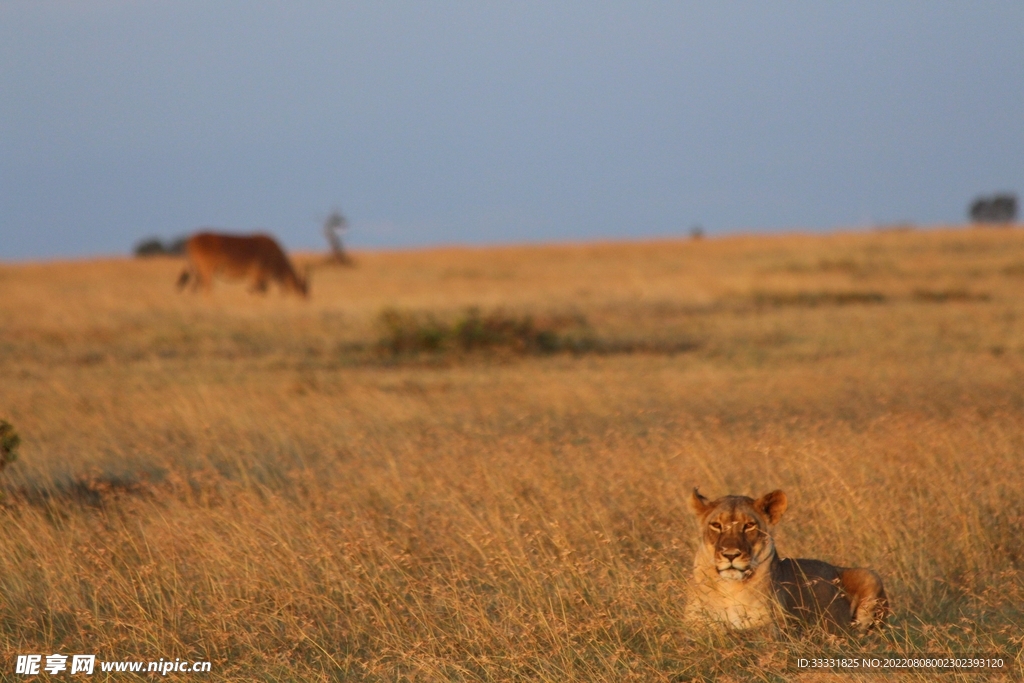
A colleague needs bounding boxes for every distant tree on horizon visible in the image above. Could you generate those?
[134,235,186,257]
[969,193,1017,224]
[323,210,354,265]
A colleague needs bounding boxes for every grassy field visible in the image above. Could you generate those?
[2,226,1024,681]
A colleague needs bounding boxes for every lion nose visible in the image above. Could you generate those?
[721,549,742,560]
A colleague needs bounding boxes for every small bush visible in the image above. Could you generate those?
[969,193,1017,224]
[376,307,583,357]
[453,307,558,353]
[377,309,448,355]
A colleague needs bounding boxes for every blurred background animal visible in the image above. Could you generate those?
[176,231,309,297]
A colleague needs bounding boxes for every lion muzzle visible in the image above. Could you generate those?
[716,548,754,580]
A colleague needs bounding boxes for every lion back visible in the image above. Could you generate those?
[774,558,888,633]
[773,558,853,630]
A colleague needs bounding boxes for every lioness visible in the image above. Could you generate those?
[685,488,888,634]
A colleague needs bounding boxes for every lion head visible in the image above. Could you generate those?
[689,488,788,582]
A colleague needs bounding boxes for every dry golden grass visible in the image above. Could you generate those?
[2,226,1024,681]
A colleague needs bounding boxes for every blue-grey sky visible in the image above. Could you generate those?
[2,2,1022,260]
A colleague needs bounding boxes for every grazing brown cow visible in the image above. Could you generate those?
[176,231,309,298]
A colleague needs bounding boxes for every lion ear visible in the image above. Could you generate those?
[755,489,788,526]
[689,487,712,517]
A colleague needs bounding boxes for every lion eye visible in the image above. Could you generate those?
[743,522,758,532]
[708,522,722,532]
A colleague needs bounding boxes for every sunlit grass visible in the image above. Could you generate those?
[1,226,1023,680]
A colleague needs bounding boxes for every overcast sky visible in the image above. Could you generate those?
[2,2,1022,260]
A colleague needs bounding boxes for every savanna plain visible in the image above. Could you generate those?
[2,227,1023,681]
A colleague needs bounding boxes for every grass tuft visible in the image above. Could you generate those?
[912,288,991,303]
[752,290,887,307]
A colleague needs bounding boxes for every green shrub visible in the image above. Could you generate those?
[376,307,582,357]
[377,308,448,355]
